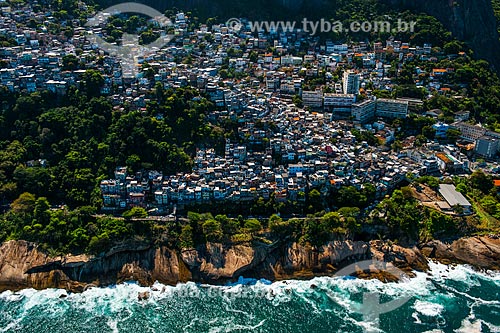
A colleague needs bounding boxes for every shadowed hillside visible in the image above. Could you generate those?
[93,0,500,72]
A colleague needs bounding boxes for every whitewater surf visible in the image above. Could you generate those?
[0,262,499,333]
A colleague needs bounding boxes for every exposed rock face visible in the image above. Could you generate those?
[382,0,500,73]
[0,240,84,291]
[1,236,497,292]
[181,243,262,281]
[179,240,372,282]
[370,240,429,276]
[0,240,182,292]
[421,235,500,270]
[0,239,432,292]
[266,241,371,279]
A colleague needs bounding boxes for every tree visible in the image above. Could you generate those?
[33,197,50,226]
[11,192,36,214]
[362,183,376,202]
[337,187,366,208]
[293,95,303,108]
[81,69,104,98]
[216,215,239,235]
[418,176,439,189]
[62,54,79,70]
[344,216,361,233]
[415,134,427,146]
[426,210,455,236]
[470,170,493,194]
[202,219,223,242]
[422,125,436,140]
[480,195,498,214]
[88,233,110,254]
[68,227,89,251]
[244,219,262,235]
[456,183,467,194]
[179,224,194,248]
[321,212,341,230]
[122,207,147,219]
[401,186,413,199]
[268,214,283,230]
[338,207,360,219]
[125,154,141,172]
[446,128,461,143]
[249,51,258,63]
[391,140,403,152]
[307,189,322,211]
[443,40,462,54]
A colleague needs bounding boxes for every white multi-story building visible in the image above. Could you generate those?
[342,70,360,95]
[451,122,487,142]
[352,99,376,123]
[324,93,356,114]
[375,98,409,119]
[333,43,348,54]
[302,90,323,108]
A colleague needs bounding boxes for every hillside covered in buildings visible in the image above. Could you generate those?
[0,0,499,259]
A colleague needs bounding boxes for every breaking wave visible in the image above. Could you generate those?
[0,261,499,332]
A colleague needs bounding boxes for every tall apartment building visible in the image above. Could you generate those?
[352,99,376,123]
[451,122,487,142]
[324,93,356,115]
[302,90,323,108]
[342,71,360,95]
[475,136,500,158]
[375,98,409,119]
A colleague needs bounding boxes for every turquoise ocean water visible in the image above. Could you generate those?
[0,261,499,333]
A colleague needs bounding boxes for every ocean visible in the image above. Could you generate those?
[0,261,499,333]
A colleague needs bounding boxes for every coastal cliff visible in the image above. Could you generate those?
[421,235,500,270]
[1,236,497,292]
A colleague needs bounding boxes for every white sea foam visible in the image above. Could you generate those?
[0,261,498,332]
[0,290,23,302]
[455,318,484,333]
[0,262,494,308]
[414,300,444,316]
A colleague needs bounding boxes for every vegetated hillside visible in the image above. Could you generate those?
[382,0,500,73]
[491,0,500,33]
[92,0,500,73]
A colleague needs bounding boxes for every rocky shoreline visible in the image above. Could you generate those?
[0,235,498,293]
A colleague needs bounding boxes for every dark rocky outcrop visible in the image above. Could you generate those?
[382,0,500,73]
[421,235,500,270]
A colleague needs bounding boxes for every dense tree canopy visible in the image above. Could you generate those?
[0,80,221,208]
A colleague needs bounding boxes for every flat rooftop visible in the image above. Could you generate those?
[439,184,471,207]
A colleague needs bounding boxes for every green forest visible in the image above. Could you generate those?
[0,75,224,207]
